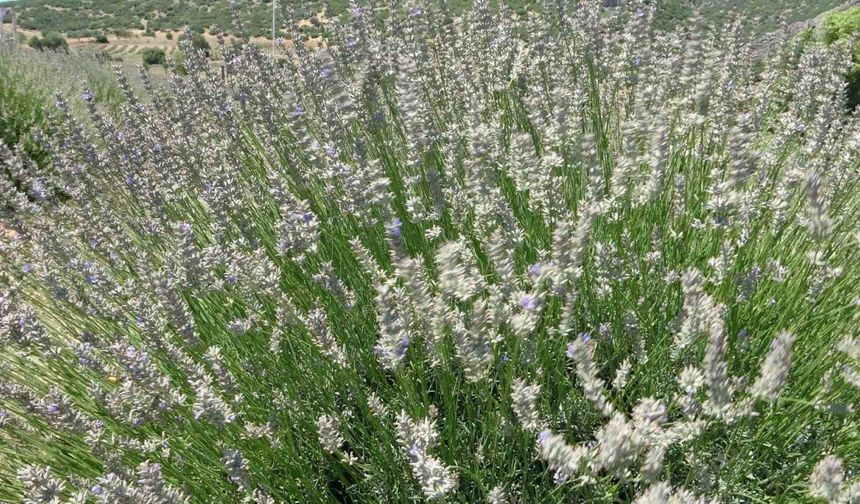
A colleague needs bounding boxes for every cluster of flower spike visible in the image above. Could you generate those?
[1,0,859,501]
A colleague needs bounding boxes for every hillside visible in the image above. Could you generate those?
[0,0,332,38]
[0,0,851,38]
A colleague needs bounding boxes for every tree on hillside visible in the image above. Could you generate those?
[141,47,166,66]
[191,32,211,58]
[28,33,68,53]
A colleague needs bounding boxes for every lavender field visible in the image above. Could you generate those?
[1,1,860,503]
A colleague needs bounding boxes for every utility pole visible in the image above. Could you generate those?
[272,0,276,59]
[0,8,6,43]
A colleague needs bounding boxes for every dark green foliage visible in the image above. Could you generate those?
[27,33,68,53]
[94,34,109,44]
[141,47,165,66]
[651,0,693,32]
[845,65,860,111]
[191,32,211,57]
[26,35,42,50]
[824,7,860,45]
[41,33,68,52]
[0,60,47,168]
[821,8,860,111]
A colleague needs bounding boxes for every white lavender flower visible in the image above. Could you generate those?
[316,414,345,454]
[395,410,458,500]
[374,279,410,370]
[511,378,542,432]
[537,430,588,482]
[749,330,795,402]
[674,269,721,353]
[18,465,65,504]
[306,307,348,367]
[567,335,615,417]
[633,481,713,503]
[612,358,632,390]
[810,455,845,501]
[191,373,236,427]
[436,241,482,303]
[837,336,860,391]
[592,412,638,477]
[222,448,251,492]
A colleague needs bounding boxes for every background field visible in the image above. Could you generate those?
[1,0,855,38]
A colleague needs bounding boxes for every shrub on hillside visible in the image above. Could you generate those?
[141,47,165,66]
[823,7,860,110]
[27,33,69,53]
[191,32,211,58]
[94,34,109,44]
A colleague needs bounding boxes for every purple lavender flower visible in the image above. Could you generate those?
[82,91,95,102]
[635,8,646,18]
[539,430,551,445]
[28,179,46,201]
[293,105,305,117]
[566,342,576,359]
[580,332,591,344]
[409,6,423,16]
[396,337,410,357]
[389,218,403,238]
[91,485,103,495]
[529,263,542,276]
[520,294,538,310]
[22,263,34,273]
[320,66,333,80]
[46,404,60,415]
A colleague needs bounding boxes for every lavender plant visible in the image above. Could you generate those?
[1,1,860,502]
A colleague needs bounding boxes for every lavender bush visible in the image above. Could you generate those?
[1,1,860,502]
